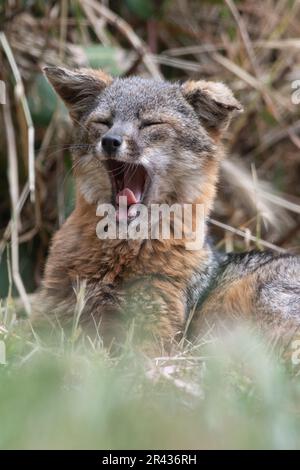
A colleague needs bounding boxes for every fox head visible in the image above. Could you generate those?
[44,66,242,219]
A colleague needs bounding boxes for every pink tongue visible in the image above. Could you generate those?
[116,188,138,206]
[116,168,144,206]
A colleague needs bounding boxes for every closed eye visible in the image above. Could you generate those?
[140,121,165,129]
[91,119,111,127]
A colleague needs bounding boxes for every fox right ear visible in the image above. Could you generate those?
[43,66,112,120]
[181,80,242,135]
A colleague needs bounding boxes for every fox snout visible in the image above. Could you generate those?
[97,121,138,161]
[101,134,123,155]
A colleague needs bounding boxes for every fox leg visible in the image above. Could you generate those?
[120,277,186,354]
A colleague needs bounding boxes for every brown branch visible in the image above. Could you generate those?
[2,91,31,314]
[225,0,300,150]
[79,0,162,79]
[0,32,35,201]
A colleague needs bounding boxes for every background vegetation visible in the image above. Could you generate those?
[0,0,300,450]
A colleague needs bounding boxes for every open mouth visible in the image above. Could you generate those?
[104,159,150,221]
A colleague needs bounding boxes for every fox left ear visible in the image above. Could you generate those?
[43,66,112,120]
[181,80,243,134]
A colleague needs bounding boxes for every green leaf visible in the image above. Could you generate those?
[84,45,130,76]
[28,73,61,127]
[125,0,155,20]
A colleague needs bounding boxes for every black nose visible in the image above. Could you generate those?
[102,135,122,154]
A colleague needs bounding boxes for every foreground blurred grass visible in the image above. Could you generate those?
[1,303,300,449]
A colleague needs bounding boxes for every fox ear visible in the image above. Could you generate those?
[181,80,242,134]
[43,66,112,120]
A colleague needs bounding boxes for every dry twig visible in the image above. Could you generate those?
[79,0,162,79]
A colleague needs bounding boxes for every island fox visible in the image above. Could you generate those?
[38,66,300,352]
